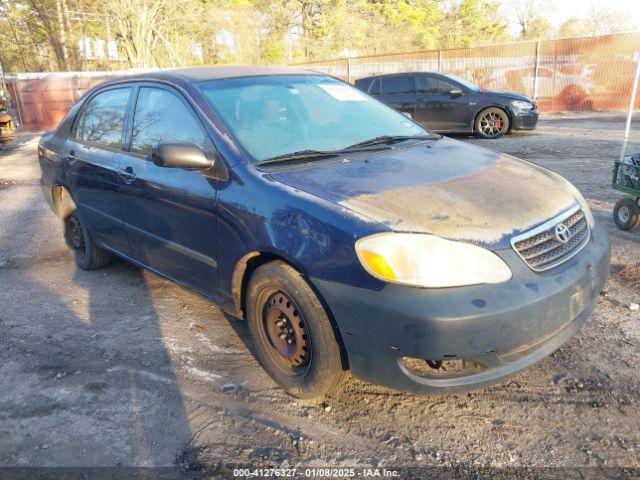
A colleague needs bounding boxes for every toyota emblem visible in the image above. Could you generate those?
[554,223,571,243]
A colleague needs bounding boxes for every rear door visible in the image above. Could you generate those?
[63,86,132,254]
[414,74,473,131]
[378,75,416,117]
[118,84,222,298]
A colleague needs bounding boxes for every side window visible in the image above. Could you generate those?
[369,78,381,95]
[428,77,459,94]
[73,87,131,149]
[381,75,414,94]
[354,78,371,92]
[131,87,207,156]
[415,75,431,94]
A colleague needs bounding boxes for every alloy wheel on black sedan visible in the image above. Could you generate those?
[475,107,510,139]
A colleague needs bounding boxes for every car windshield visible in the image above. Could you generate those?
[196,75,429,162]
[444,74,480,92]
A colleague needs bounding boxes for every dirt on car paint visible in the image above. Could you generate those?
[340,155,576,245]
[1,114,639,477]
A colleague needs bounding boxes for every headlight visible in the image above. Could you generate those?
[355,233,512,288]
[564,181,595,228]
[512,100,533,110]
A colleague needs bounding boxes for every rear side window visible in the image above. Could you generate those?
[354,78,371,92]
[382,76,414,94]
[131,87,207,156]
[73,87,131,149]
[369,78,381,95]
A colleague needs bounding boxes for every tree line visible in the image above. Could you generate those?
[0,0,633,73]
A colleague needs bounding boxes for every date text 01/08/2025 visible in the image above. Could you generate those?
[232,467,400,477]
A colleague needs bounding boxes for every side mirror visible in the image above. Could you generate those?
[449,88,463,98]
[401,111,413,119]
[152,142,214,170]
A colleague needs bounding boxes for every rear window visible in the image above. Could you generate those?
[382,76,414,94]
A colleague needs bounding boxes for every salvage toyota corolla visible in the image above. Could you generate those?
[38,67,610,400]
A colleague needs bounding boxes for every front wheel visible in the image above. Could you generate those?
[613,197,640,230]
[246,261,347,400]
[475,107,510,139]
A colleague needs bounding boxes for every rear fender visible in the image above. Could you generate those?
[52,185,77,219]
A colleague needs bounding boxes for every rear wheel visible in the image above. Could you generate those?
[475,107,510,139]
[613,198,640,230]
[64,212,111,270]
[246,261,347,400]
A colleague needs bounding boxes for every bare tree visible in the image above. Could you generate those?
[510,0,550,39]
[586,4,633,36]
[104,0,202,69]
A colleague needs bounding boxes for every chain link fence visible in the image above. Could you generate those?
[292,32,640,113]
[4,32,640,131]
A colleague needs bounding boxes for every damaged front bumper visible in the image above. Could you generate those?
[312,223,610,394]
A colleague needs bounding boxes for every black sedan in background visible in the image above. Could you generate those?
[355,72,539,138]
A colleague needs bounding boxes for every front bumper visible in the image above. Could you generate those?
[312,223,610,394]
[512,109,539,130]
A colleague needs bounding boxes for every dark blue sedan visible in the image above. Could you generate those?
[39,67,609,400]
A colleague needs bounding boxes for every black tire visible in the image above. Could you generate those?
[475,107,510,139]
[64,212,111,270]
[613,198,640,231]
[245,261,347,400]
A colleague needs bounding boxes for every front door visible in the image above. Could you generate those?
[63,86,132,254]
[118,85,222,298]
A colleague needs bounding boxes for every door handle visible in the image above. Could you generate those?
[64,151,77,163]
[119,166,137,184]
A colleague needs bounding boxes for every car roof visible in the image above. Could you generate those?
[358,71,444,81]
[103,66,322,85]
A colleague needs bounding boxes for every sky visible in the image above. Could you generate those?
[501,0,640,35]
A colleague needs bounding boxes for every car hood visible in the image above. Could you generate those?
[269,137,577,246]
[480,90,532,102]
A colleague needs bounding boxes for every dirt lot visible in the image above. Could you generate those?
[1,113,639,478]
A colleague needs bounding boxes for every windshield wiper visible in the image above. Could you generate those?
[256,149,344,166]
[343,134,438,150]
[256,134,438,166]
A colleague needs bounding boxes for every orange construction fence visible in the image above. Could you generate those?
[4,32,640,131]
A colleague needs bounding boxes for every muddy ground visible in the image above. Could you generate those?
[1,113,639,478]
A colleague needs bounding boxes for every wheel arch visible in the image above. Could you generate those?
[230,250,350,370]
[52,184,77,220]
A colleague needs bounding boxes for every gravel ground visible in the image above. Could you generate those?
[1,113,639,478]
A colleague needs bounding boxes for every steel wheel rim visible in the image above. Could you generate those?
[618,206,630,223]
[479,111,506,136]
[68,215,86,254]
[260,290,311,375]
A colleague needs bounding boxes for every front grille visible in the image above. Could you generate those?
[511,205,590,271]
